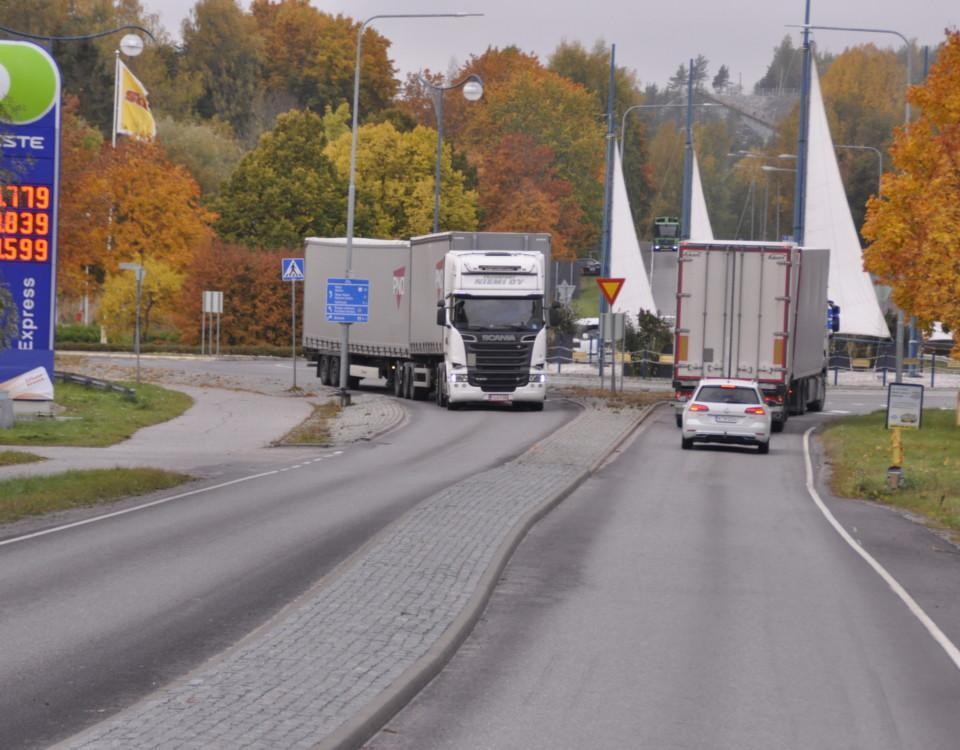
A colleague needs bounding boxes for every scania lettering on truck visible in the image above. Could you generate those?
[672,240,831,432]
[302,231,552,410]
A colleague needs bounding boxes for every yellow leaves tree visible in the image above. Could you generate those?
[862,31,960,352]
[98,258,184,342]
[325,121,478,238]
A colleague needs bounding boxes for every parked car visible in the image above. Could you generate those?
[577,257,601,275]
[680,378,772,453]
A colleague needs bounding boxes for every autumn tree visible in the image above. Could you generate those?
[174,239,296,347]
[56,98,106,308]
[99,257,184,341]
[324,121,478,238]
[251,0,397,117]
[477,133,580,259]
[70,139,214,288]
[862,30,960,351]
[214,109,344,248]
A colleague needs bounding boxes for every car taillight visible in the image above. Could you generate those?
[689,403,709,412]
[745,406,766,415]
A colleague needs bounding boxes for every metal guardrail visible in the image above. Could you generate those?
[54,371,137,399]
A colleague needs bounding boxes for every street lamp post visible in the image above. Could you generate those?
[761,165,797,241]
[834,144,883,197]
[118,262,145,384]
[417,73,484,233]
[340,12,482,407]
[789,21,913,383]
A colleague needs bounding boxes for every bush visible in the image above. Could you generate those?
[56,324,100,343]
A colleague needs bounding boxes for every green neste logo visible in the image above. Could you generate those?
[0,41,59,125]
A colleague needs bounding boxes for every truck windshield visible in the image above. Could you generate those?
[452,297,544,331]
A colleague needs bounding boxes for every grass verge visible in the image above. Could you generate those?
[571,277,601,319]
[0,450,46,466]
[275,401,341,445]
[0,381,193,447]
[0,468,191,525]
[821,409,960,533]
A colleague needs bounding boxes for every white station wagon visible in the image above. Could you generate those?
[681,378,772,454]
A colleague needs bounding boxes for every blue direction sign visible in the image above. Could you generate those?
[281,257,304,281]
[325,278,369,323]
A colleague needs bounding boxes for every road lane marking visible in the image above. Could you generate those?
[0,451,344,549]
[803,427,960,671]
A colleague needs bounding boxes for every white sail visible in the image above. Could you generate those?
[803,60,890,338]
[610,146,657,316]
[690,151,714,241]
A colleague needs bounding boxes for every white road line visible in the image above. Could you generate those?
[803,427,960,671]
[0,453,343,549]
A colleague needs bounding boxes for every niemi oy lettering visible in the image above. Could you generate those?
[18,276,38,349]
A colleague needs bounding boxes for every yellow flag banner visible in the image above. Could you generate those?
[116,60,155,140]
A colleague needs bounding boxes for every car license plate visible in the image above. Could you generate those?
[486,394,511,402]
[715,415,737,423]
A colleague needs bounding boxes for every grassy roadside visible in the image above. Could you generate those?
[275,401,341,445]
[0,468,191,524]
[0,380,195,525]
[820,409,960,534]
[0,380,193,447]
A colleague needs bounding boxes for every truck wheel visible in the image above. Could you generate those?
[349,376,362,389]
[318,356,329,385]
[528,401,544,412]
[404,364,415,399]
[446,399,460,411]
[435,365,447,407]
[329,357,340,387]
[675,413,682,428]
[393,363,404,397]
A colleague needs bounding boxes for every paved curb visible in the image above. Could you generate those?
[318,400,659,750]
[59,400,659,750]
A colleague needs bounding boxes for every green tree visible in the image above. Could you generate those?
[325,122,478,238]
[157,116,244,197]
[181,0,263,139]
[214,109,343,247]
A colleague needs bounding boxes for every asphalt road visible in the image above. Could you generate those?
[368,393,960,749]
[0,384,577,750]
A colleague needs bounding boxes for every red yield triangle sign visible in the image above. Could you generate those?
[596,277,625,306]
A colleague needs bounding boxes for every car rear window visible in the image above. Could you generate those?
[695,386,760,404]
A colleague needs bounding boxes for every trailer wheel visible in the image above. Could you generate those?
[393,362,404,397]
[404,363,415,400]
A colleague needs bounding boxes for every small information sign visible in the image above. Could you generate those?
[325,278,370,323]
[886,382,924,429]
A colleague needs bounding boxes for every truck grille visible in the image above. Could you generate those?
[464,336,535,392]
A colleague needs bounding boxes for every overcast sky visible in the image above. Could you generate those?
[148,0,957,90]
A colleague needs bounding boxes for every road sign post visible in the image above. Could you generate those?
[282,259,305,389]
[596,279,625,389]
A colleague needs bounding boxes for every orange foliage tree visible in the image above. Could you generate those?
[173,238,295,347]
[862,30,960,350]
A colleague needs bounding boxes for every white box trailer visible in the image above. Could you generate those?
[303,232,552,409]
[672,241,831,430]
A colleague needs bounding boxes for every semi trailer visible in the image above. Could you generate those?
[302,231,553,410]
[671,240,834,431]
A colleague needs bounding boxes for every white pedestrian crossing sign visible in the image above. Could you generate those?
[281,258,305,281]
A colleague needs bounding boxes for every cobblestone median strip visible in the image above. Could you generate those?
[61,402,654,750]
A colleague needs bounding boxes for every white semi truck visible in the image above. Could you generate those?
[302,231,553,410]
[672,240,835,431]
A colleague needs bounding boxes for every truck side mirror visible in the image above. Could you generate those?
[547,303,561,327]
[436,300,446,326]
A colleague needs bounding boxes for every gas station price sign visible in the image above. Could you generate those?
[0,40,61,384]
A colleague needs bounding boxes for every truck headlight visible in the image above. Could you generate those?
[449,372,469,383]
[528,373,546,384]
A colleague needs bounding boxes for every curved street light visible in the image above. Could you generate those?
[0,22,155,49]
[339,11,483,405]
[418,72,484,233]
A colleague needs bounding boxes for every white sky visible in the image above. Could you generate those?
[147,0,957,90]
